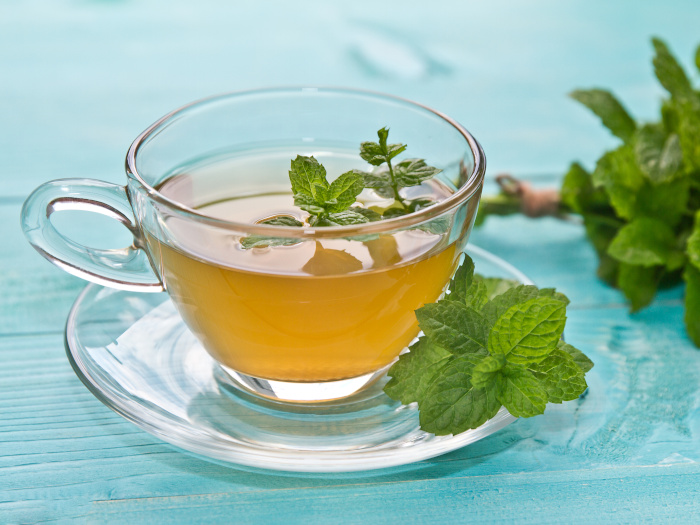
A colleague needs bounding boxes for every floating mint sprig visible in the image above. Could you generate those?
[241,128,442,248]
[383,254,592,436]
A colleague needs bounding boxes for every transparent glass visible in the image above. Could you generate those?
[21,88,486,402]
[65,246,527,474]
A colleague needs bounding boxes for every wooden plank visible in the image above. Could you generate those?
[3,1,700,196]
[2,295,699,522]
[81,463,700,524]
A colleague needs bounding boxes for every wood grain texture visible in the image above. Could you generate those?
[3,0,700,523]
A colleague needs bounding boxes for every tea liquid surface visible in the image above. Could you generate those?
[145,149,459,382]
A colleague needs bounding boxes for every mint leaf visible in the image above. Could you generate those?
[684,263,700,346]
[652,37,696,103]
[324,209,370,226]
[416,301,489,357]
[326,170,364,213]
[558,341,594,374]
[473,275,520,300]
[488,297,566,365]
[418,355,502,436]
[607,217,676,266]
[258,216,303,227]
[687,211,700,270]
[445,254,475,303]
[360,127,407,166]
[538,287,571,306]
[617,263,659,312]
[293,193,326,215]
[384,338,453,405]
[362,169,394,198]
[592,145,645,220]
[497,365,547,418]
[560,162,609,214]
[471,354,507,390]
[289,155,329,203]
[570,88,636,142]
[239,216,303,249]
[634,124,683,183]
[634,177,689,229]
[528,348,587,403]
[393,158,442,187]
[349,206,382,222]
[481,284,543,326]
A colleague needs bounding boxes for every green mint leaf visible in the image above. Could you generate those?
[481,284,545,327]
[528,348,587,403]
[634,177,689,229]
[684,263,700,346]
[418,355,501,436]
[473,275,521,300]
[591,145,645,220]
[652,37,696,103]
[362,169,394,197]
[497,365,547,418]
[558,340,594,374]
[289,155,329,203]
[349,206,382,222]
[661,99,680,134]
[325,170,364,213]
[384,338,453,405]
[294,193,326,215]
[569,88,636,142]
[617,263,659,312]
[686,211,700,270]
[444,255,488,310]
[360,141,387,166]
[325,209,370,226]
[239,215,303,249]
[538,288,571,306]
[382,207,409,219]
[416,217,451,236]
[416,301,489,357]
[360,128,407,166]
[560,162,608,214]
[393,158,442,187]
[258,216,304,227]
[488,297,566,365]
[240,236,300,249]
[583,217,621,285]
[470,354,507,390]
[408,198,436,212]
[445,254,475,302]
[607,217,676,266]
[634,124,683,183]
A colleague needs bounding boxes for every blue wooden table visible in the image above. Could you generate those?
[3,1,700,522]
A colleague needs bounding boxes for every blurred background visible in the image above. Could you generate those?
[3,0,700,200]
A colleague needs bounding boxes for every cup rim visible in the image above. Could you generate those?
[125,87,486,238]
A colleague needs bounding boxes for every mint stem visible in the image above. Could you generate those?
[386,159,409,210]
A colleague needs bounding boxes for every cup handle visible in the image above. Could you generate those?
[20,178,164,292]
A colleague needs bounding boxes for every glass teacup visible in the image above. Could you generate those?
[21,88,486,403]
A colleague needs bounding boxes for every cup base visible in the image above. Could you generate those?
[216,363,394,403]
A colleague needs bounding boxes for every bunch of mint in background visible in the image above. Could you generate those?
[383,254,593,435]
[478,38,700,346]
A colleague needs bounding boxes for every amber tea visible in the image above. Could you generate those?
[144,149,464,382]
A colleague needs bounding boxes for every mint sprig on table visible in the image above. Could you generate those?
[477,37,700,347]
[383,254,593,436]
[241,128,441,248]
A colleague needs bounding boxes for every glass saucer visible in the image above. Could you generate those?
[64,245,531,473]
